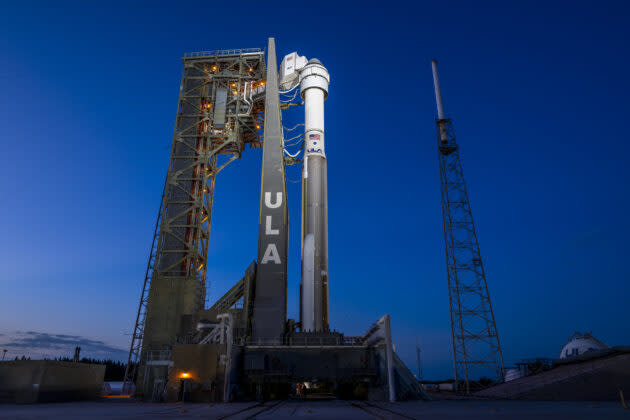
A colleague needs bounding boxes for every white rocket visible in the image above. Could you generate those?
[279,53,330,332]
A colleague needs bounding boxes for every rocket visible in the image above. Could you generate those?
[299,59,330,332]
[278,53,330,332]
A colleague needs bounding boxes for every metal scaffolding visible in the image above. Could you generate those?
[123,48,266,398]
[437,117,505,393]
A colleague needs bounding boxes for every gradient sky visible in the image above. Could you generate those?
[1,1,629,379]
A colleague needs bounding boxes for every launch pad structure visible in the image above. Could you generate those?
[123,38,428,403]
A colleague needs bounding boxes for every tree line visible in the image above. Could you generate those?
[45,357,131,381]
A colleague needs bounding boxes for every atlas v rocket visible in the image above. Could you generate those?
[279,53,330,332]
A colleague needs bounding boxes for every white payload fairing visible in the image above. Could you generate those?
[279,53,330,332]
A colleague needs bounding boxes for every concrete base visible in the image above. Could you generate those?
[163,343,429,402]
[165,344,226,402]
[237,345,379,400]
[0,360,105,403]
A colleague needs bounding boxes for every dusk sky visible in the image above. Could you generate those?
[1,1,629,379]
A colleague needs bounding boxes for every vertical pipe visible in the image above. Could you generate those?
[431,60,445,119]
[431,60,448,143]
[223,313,233,402]
[415,334,422,381]
[384,314,396,402]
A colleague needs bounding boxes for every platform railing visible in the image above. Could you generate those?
[184,48,262,58]
[145,349,171,362]
[239,335,366,347]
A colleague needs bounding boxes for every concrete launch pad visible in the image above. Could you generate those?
[2,399,630,419]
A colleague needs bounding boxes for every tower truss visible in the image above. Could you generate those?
[437,118,504,392]
[123,48,266,397]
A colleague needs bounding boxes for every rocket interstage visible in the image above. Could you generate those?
[299,59,330,332]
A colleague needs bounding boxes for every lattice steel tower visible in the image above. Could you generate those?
[431,60,504,393]
[123,48,267,397]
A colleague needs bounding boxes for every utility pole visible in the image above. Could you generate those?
[415,335,422,382]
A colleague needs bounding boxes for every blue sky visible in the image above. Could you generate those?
[1,1,629,379]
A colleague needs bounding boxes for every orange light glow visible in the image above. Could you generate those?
[256,125,261,129]
[180,372,190,378]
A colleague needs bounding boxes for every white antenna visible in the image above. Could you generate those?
[415,334,422,382]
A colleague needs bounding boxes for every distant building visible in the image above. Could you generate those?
[0,360,104,403]
[505,358,554,382]
[559,332,608,359]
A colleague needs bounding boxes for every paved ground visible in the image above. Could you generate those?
[1,399,629,419]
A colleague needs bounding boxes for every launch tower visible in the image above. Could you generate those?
[123,48,267,397]
[123,38,428,403]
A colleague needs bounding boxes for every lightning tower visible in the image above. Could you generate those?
[431,60,504,393]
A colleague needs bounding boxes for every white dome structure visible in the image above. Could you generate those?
[559,332,608,359]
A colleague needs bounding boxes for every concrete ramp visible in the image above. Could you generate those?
[475,352,630,401]
[391,352,431,401]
